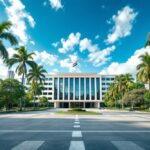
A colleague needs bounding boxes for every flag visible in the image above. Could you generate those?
[73,60,78,67]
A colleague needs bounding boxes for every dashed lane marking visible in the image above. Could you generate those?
[11,141,44,150]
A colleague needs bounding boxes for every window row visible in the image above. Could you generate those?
[54,78,100,100]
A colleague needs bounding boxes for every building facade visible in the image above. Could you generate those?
[31,73,115,108]
[7,70,15,78]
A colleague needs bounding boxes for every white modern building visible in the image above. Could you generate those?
[32,73,115,108]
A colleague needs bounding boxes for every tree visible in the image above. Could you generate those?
[114,74,133,109]
[7,46,35,110]
[144,91,150,109]
[39,96,48,107]
[122,89,146,110]
[0,21,18,62]
[137,52,150,90]
[0,79,25,111]
[26,64,47,108]
[144,33,150,48]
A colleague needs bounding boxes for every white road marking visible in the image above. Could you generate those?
[112,141,145,150]
[74,121,80,124]
[69,141,85,150]
[72,131,82,137]
[75,115,79,119]
[0,130,150,133]
[11,141,44,150]
[75,119,79,122]
[74,125,80,128]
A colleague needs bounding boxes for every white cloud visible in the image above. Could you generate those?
[95,35,100,40]
[30,41,35,45]
[33,50,58,66]
[105,6,138,44]
[100,46,150,75]
[43,1,47,6]
[1,0,35,44]
[58,32,81,53]
[49,0,63,10]
[59,53,80,72]
[88,46,116,67]
[80,38,99,52]
[52,42,59,48]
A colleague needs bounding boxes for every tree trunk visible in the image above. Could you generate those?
[33,90,36,109]
[20,73,25,111]
[131,103,134,111]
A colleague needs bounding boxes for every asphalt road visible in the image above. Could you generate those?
[0,109,150,150]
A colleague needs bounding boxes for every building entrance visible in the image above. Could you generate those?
[70,102,83,108]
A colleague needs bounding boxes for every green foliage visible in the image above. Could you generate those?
[69,108,86,112]
[137,52,150,90]
[122,88,146,110]
[104,73,134,108]
[0,21,18,62]
[26,63,47,108]
[0,79,25,110]
[144,91,150,108]
[7,46,35,111]
[39,96,48,106]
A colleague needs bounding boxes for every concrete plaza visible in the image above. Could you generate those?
[0,109,150,150]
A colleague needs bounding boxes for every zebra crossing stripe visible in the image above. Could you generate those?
[111,141,145,150]
[11,141,44,150]
[69,141,85,150]
[72,131,82,137]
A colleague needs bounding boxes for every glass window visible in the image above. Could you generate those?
[102,78,105,81]
[49,78,52,81]
[80,78,84,100]
[54,78,58,100]
[91,78,95,100]
[111,78,114,81]
[106,78,110,81]
[86,78,89,100]
[59,78,63,100]
[70,78,73,100]
[102,82,105,85]
[102,87,106,90]
[96,78,100,100]
[48,92,52,95]
[75,78,79,100]
[64,78,68,100]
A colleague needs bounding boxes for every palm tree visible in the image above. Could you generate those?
[7,46,35,110]
[113,74,133,109]
[26,64,47,108]
[137,52,150,90]
[144,33,150,48]
[0,21,18,61]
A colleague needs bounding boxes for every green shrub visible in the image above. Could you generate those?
[68,108,86,112]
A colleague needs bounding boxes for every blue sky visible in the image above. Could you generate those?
[0,0,150,78]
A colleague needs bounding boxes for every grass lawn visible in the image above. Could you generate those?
[0,107,51,114]
[56,110,101,115]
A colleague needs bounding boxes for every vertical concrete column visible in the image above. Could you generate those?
[89,78,91,100]
[63,77,65,100]
[73,77,75,100]
[84,77,86,101]
[83,102,85,108]
[79,77,81,100]
[95,77,97,100]
[69,102,71,108]
[100,76,102,101]
[54,102,58,108]
[58,77,59,100]
[68,77,70,100]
